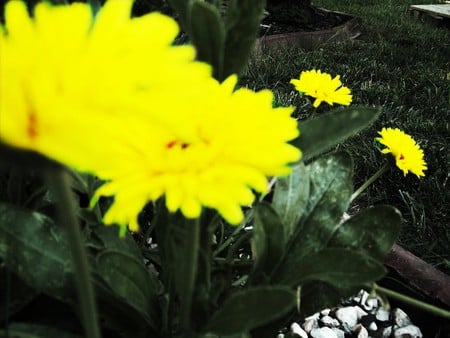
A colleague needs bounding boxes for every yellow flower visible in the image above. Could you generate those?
[93,75,301,231]
[290,69,352,108]
[0,0,211,166]
[1,0,301,231]
[376,128,427,178]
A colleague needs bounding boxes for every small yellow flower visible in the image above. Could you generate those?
[290,69,352,108]
[376,128,427,178]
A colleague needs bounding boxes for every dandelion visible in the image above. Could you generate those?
[1,0,301,232]
[290,69,352,108]
[376,127,427,178]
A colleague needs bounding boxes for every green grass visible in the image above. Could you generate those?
[241,0,450,273]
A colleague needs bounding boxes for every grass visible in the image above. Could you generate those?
[241,0,450,273]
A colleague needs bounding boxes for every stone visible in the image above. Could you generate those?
[320,315,340,328]
[368,322,378,331]
[363,298,379,311]
[277,334,285,338]
[394,324,423,338]
[354,324,369,338]
[303,316,319,333]
[335,306,358,328]
[321,308,331,316]
[393,308,412,327]
[354,306,368,319]
[383,326,393,338]
[290,322,308,338]
[375,308,390,322]
[310,327,338,338]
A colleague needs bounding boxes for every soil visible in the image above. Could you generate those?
[259,6,354,36]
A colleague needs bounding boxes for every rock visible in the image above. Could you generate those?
[375,308,390,322]
[382,326,393,338]
[393,308,412,327]
[277,334,285,338]
[310,327,338,338]
[335,306,358,328]
[354,306,368,319]
[363,298,379,311]
[394,324,423,338]
[290,322,308,338]
[320,315,340,328]
[321,308,331,316]
[368,321,378,331]
[354,324,369,338]
[303,315,319,333]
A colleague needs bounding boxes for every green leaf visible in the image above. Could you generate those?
[222,0,266,79]
[96,250,160,328]
[329,205,402,260]
[292,107,381,162]
[272,162,309,239]
[280,248,386,287]
[190,0,225,79]
[0,202,72,295]
[274,152,353,284]
[205,286,295,335]
[250,202,285,282]
[0,323,82,338]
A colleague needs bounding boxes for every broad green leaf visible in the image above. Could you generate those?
[250,202,285,282]
[292,107,381,162]
[272,162,309,239]
[222,0,266,79]
[299,282,360,317]
[279,248,386,287]
[329,205,402,260]
[0,202,72,295]
[96,250,160,328]
[205,286,295,335]
[190,1,225,79]
[0,323,81,338]
[274,152,353,284]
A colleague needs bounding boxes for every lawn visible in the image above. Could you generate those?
[241,0,450,273]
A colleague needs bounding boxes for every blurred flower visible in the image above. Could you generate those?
[0,0,211,167]
[376,127,427,178]
[93,75,301,231]
[1,0,301,231]
[290,69,352,108]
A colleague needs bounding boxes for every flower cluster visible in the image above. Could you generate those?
[0,0,301,231]
[376,128,427,178]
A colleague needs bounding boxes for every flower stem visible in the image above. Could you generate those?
[46,168,101,338]
[180,217,200,337]
[350,162,390,203]
[369,283,450,319]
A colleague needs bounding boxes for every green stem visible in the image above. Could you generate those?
[180,217,200,337]
[369,283,450,319]
[350,162,390,203]
[46,168,101,338]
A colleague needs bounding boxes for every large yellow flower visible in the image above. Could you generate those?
[290,69,352,108]
[1,0,301,231]
[376,128,427,178]
[0,0,211,167]
[93,75,301,231]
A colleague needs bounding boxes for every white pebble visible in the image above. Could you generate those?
[277,334,285,338]
[320,308,331,316]
[320,315,340,328]
[335,306,358,328]
[290,322,308,338]
[331,328,345,338]
[310,327,338,338]
[354,324,369,338]
[354,306,368,319]
[302,316,319,333]
[383,326,393,338]
[393,308,412,327]
[394,324,423,338]
[375,308,390,322]
[368,322,378,331]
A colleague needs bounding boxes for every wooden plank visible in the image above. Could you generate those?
[410,4,450,19]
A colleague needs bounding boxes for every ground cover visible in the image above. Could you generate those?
[241,0,450,273]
